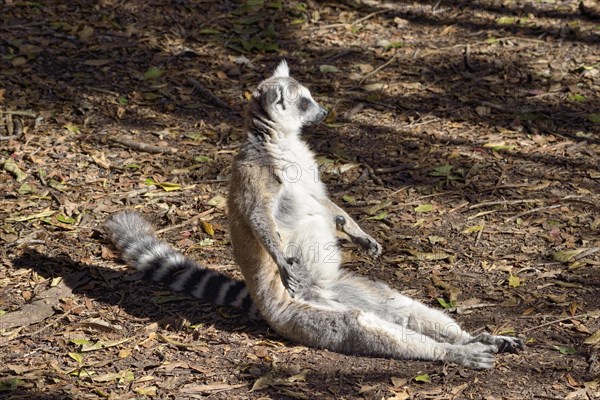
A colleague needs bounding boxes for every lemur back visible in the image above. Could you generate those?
[106,61,523,369]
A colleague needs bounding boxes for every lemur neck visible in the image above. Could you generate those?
[246,102,300,142]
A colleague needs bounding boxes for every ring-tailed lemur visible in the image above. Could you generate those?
[105,61,523,369]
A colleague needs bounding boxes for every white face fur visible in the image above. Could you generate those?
[255,60,328,134]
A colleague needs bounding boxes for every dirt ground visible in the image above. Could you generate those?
[1,0,599,399]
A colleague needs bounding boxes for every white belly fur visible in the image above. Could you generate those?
[273,139,341,282]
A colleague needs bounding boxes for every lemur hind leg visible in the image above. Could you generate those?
[331,273,523,352]
[374,287,524,352]
[283,304,498,369]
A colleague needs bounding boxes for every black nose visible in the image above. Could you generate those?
[318,106,328,121]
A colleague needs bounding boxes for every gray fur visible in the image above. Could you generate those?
[105,211,257,315]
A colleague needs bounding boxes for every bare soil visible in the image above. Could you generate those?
[1,1,599,399]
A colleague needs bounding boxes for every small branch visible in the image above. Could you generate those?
[359,54,398,84]
[155,209,216,235]
[573,247,600,261]
[474,223,485,247]
[0,110,37,118]
[505,204,563,222]
[108,136,178,154]
[352,10,387,26]
[454,303,497,314]
[521,313,597,334]
[468,199,542,210]
[311,10,387,31]
[374,165,412,174]
[186,77,232,110]
[6,112,13,136]
[434,36,547,51]
[463,45,474,72]
[448,201,469,213]
[481,101,546,114]
[361,162,384,186]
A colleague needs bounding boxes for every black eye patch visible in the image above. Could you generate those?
[298,97,310,112]
[277,86,286,110]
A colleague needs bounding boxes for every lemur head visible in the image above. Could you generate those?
[252,60,328,135]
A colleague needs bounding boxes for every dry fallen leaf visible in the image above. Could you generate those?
[583,329,600,345]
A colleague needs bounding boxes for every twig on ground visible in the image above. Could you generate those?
[311,10,388,31]
[573,247,600,261]
[492,164,506,191]
[454,303,497,314]
[474,223,485,247]
[155,209,216,235]
[361,162,384,186]
[108,136,178,154]
[186,77,232,110]
[434,36,547,52]
[481,101,546,114]
[6,113,13,136]
[401,115,440,129]
[463,45,474,71]
[374,165,412,174]
[352,10,388,26]
[0,110,37,118]
[521,312,598,334]
[49,190,65,207]
[448,201,469,213]
[479,182,550,193]
[0,115,24,141]
[468,199,542,210]
[360,54,398,84]
[467,210,497,220]
[505,204,563,222]
[470,196,598,212]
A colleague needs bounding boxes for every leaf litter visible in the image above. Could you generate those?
[1,0,599,399]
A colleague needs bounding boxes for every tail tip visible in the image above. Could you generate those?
[105,211,154,243]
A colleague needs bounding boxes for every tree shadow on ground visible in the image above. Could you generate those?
[375,0,600,41]
[1,1,597,126]
[1,1,597,189]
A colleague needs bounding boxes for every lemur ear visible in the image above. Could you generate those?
[272,60,289,78]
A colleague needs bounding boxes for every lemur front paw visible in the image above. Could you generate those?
[278,257,306,298]
[335,215,382,258]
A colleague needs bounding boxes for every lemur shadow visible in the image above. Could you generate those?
[11,249,268,338]
[10,250,440,391]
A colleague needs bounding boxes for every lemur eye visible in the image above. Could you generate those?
[299,98,310,111]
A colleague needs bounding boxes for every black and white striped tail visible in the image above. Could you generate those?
[104,211,257,316]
